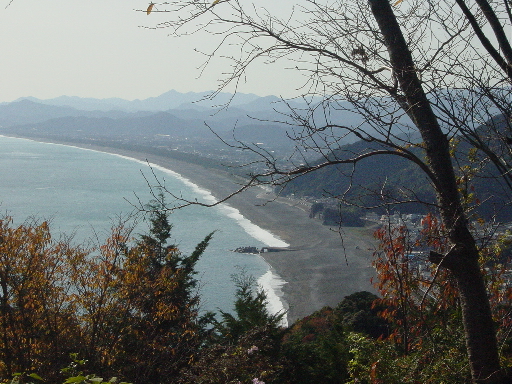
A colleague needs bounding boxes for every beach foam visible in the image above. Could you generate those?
[257,269,289,327]
[217,204,289,248]
[21,139,291,324]
[148,163,290,325]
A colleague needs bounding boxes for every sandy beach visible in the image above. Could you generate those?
[17,138,378,323]
[65,142,379,322]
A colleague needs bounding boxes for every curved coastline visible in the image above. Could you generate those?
[1,135,290,325]
[121,157,291,325]
[2,136,377,323]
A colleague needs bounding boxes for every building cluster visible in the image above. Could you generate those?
[364,211,512,289]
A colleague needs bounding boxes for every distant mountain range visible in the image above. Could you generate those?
[0,90,408,140]
[0,90,295,122]
[2,90,272,112]
[0,90,387,160]
[1,89,508,224]
[0,90,323,182]
[0,91,303,147]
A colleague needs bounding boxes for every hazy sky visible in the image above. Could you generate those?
[0,0,299,103]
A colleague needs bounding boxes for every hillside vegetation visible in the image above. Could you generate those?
[0,206,511,384]
[281,118,512,224]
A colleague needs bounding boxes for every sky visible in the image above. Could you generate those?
[0,0,300,103]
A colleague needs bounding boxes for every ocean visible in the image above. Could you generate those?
[0,136,288,324]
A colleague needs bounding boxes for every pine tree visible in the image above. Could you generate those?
[215,271,285,343]
[108,192,215,383]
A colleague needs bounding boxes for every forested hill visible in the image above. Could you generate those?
[280,124,511,223]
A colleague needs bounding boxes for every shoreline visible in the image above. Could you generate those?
[4,136,377,323]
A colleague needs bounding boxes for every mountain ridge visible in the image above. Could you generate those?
[3,90,264,112]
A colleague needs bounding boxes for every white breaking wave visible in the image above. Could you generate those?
[257,270,289,327]
[72,147,290,324]
[217,204,289,248]
[0,136,290,325]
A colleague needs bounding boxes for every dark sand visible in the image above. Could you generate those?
[25,139,378,323]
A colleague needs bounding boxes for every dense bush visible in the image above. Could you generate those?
[2,207,511,383]
[280,307,350,384]
[334,291,389,339]
[180,273,286,383]
[214,272,285,344]
[0,202,213,383]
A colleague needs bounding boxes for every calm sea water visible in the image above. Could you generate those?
[0,136,288,322]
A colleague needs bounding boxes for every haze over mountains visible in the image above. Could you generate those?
[1,90,345,183]
[0,89,413,146]
[4,90,270,112]
[0,90,305,163]
[0,90,293,131]
[1,89,509,223]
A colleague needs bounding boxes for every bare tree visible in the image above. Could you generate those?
[144,0,512,382]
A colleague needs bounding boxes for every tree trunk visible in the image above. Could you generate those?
[368,0,506,382]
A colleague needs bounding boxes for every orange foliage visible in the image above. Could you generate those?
[0,216,210,383]
[372,212,512,361]
[0,217,84,378]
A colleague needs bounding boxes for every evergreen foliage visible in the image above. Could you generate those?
[1,208,511,383]
[178,271,288,383]
[334,291,389,339]
[215,271,285,343]
[281,307,350,384]
[0,208,213,384]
